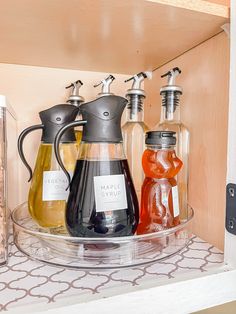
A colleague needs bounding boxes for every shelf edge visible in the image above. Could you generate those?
[146,0,229,18]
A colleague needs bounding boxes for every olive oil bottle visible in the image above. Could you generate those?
[18,104,79,229]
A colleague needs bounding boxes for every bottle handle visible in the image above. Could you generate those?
[54,120,87,188]
[17,124,44,182]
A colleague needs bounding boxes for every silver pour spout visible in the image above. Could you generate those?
[160,67,182,116]
[125,71,152,97]
[125,71,152,116]
[66,80,85,107]
[160,67,182,93]
[94,75,115,97]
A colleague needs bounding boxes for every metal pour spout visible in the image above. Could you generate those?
[94,75,115,97]
[125,71,152,116]
[160,67,183,116]
[66,80,85,106]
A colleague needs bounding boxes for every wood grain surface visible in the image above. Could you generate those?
[0,0,229,74]
[144,32,230,250]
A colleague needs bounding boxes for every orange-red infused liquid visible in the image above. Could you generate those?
[137,148,182,234]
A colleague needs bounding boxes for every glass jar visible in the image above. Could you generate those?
[137,131,182,234]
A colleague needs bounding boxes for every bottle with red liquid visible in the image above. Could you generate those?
[137,131,182,234]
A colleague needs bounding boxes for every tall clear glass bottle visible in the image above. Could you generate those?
[122,72,151,201]
[154,67,189,221]
[0,100,7,265]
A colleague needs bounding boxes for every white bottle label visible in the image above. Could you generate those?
[93,174,128,212]
[172,185,180,217]
[42,171,69,201]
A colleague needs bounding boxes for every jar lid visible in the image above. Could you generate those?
[145,131,176,146]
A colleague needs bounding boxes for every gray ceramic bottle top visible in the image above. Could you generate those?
[39,104,79,143]
[79,95,127,143]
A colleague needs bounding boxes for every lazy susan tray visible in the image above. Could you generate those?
[11,203,194,269]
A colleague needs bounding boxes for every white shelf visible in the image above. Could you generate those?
[0,235,224,312]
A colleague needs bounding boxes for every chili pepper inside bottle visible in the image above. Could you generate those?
[137,131,182,235]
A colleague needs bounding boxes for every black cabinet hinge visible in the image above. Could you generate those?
[226,183,236,235]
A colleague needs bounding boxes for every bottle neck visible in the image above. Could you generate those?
[160,104,180,122]
[146,144,176,151]
[126,107,144,122]
[78,142,126,160]
[126,94,145,122]
[160,90,182,123]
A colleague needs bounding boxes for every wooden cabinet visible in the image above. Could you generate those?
[0,0,229,73]
[0,1,234,313]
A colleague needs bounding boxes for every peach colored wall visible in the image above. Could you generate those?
[0,64,130,204]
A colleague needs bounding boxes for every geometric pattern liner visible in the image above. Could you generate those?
[0,236,223,311]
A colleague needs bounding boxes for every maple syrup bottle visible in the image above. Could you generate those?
[54,95,139,237]
[137,131,182,235]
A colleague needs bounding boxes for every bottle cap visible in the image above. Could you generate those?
[80,95,127,143]
[145,131,176,146]
[39,104,79,143]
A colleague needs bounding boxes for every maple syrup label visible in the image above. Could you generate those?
[172,185,180,217]
[42,171,69,201]
[93,174,128,212]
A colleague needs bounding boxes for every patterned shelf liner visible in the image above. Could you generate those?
[0,236,223,311]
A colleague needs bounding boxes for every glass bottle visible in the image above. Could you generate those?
[66,80,84,145]
[18,105,79,229]
[137,131,182,235]
[0,99,7,265]
[122,72,151,201]
[28,143,77,228]
[54,95,139,238]
[154,67,189,221]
